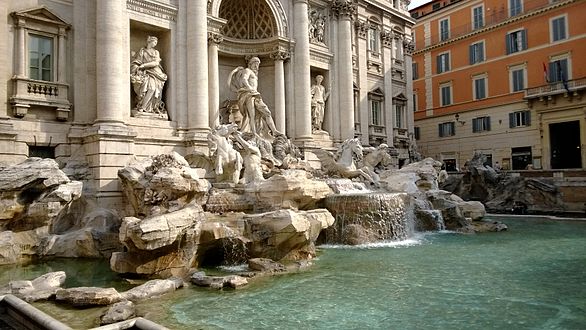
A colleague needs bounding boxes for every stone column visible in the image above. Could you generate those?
[382,31,395,147]
[271,50,289,134]
[95,0,129,124]
[58,27,67,83]
[175,0,188,131]
[293,0,312,141]
[355,20,369,145]
[404,37,415,144]
[187,0,209,135]
[208,32,223,129]
[15,18,26,78]
[332,1,357,141]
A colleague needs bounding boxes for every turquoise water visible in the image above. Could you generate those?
[170,216,586,330]
[0,216,585,329]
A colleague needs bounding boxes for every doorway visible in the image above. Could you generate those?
[550,121,582,169]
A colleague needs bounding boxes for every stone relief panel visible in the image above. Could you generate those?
[309,8,327,45]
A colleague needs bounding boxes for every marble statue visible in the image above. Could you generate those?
[361,144,392,182]
[310,75,329,132]
[207,124,243,184]
[131,36,167,115]
[233,132,264,184]
[314,138,377,185]
[228,57,282,138]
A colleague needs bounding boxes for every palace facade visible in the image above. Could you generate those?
[410,0,586,171]
[0,0,415,208]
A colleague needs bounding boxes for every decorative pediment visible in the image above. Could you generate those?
[394,92,408,101]
[370,87,385,96]
[11,6,70,28]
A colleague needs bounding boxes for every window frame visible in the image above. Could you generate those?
[506,29,527,54]
[439,18,450,42]
[472,5,484,30]
[394,102,406,128]
[440,82,453,106]
[412,62,419,80]
[438,121,456,137]
[437,51,450,74]
[509,0,523,17]
[28,33,55,82]
[368,26,380,54]
[550,14,568,42]
[509,110,531,128]
[473,75,488,100]
[369,90,384,126]
[472,116,491,133]
[469,40,485,65]
[509,63,527,93]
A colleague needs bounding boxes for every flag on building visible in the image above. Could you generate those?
[557,61,571,94]
[542,62,549,83]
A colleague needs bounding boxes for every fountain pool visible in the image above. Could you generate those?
[1,215,584,329]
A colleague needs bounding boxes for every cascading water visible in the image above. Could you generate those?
[322,192,413,245]
[220,225,249,265]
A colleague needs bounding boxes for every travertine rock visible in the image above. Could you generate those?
[120,277,183,301]
[55,287,122,306]
[100,300,136,325]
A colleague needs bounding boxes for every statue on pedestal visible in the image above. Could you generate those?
[131,36,167,116]
[310,75,329,133]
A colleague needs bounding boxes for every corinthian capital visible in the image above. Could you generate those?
[270,50,291,61]
[207,32,224,45]
[355,20,368,39]
[331,0,357,20]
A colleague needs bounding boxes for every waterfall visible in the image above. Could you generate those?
[323,192,412,245]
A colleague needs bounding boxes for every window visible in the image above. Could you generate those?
[440,83,452,106]
[509,110,531,128]
[412,62,419,80]
[369,27,379,53]
[439,122,455,137]
[413,93,418,112]
[432,3,441,10]
[395,103,405,128]
[371,99,382,125]
[469,41,485,64]
[439,19,449,41]
[473,76,487,100]
[506,29,527,54]
[414,126,420,140]
[29,145,55,158]
[472,6,484,30]
[510,66,526,92]
[472,116,491,133]
[549,58,569,83]
[551,16,567,42]
[29,34,53,81]
[437,52,450,73]
[509,0,523,16]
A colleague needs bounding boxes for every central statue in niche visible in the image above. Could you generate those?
[228,56,283,139]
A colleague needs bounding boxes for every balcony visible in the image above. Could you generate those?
[369,124,386,137]
[525,78,586,100]
[10,77,71,120]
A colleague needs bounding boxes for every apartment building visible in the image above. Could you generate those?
[410,0,586,171]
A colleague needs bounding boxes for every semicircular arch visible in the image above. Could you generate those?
[210,0,288,38]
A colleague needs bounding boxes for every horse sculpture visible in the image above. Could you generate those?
[314,138,377,185]
[206,123,243,184]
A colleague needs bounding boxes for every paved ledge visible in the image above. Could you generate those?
[0,295,170,330]
[0,294,71,330]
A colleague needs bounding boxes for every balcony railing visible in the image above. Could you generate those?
[525,78,586,99]
[10,77,71,120]
[369,124,386,136]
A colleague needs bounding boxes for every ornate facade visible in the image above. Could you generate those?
[0,0,415,207]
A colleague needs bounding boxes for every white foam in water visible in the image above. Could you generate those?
[319,232,431,249]
[217,264,249,272]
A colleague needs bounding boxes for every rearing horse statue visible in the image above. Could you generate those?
[315,138,377,185]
